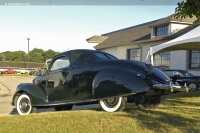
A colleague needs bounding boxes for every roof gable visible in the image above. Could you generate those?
[94,14,196,49]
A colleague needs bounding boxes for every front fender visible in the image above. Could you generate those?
[12,83,47,106]
[93,68,152,99]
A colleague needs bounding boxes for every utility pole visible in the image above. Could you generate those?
[27,38,30,68]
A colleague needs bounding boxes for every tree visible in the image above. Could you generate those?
[29,48,44,63]
[0,48,60,63]
[2,51,26,62]
[43,49,60,61]
[175,0,200,23]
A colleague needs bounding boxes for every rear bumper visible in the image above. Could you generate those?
[153,83,189,93]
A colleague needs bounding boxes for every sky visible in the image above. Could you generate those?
[0,5,177,53]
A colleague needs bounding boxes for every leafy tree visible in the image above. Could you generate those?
[0,48,60,63]
[175,0,200,23]
[29,48,44,63]
[43,49,60,61]
[1,51,26,62]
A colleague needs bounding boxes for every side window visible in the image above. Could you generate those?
[173,71,182,77]
[164,71,173,78]
[50,56,70,71]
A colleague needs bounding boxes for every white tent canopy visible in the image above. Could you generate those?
[149,25,200,65]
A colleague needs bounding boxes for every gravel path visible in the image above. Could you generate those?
[0,76,100,116]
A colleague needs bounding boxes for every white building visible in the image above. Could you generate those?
[87,14,200,76]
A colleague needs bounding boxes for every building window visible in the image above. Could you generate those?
[189,50,200,69]
[154,52,170,69]
[127,48,141,61]
[155,25,169,36]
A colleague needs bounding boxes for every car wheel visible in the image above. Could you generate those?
[5,72,8,74]
[14,72,17,74]
[16,94,36,115]
[135,95,161,110]
[99,96,127,112]
[187,82,198,91]
[54,105,73,111]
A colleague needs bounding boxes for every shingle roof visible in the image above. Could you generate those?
[94,14,196,49]
[86,35,108,43]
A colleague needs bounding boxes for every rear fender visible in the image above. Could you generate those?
[12,83,47,106]
[92,68,151,99]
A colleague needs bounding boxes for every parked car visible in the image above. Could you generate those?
[18,69,30,74]
[12,49,188,115]
[29,68,47,76]
[3,69,17,74]
[0,70,3,74]
[0,68,7,74]
[162,69,200,90]
[29,68,38,75]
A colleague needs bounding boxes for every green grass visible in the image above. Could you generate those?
[0,91,200,133]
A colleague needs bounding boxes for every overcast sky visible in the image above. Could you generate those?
[0,5,177,53]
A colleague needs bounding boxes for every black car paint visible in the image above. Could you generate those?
[163,69,200,88]
[12,50,182,108]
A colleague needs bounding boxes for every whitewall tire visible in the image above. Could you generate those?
[99,96,127,112]
[16,94,36,115]
[187,82,198,91]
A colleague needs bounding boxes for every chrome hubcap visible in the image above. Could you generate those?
[104,98,118,107]
[20,98,30,113]
[21,101,28,110]
[189,83,197,90]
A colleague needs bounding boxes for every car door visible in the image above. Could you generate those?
[71,65,94,100]
[46,55,74,102]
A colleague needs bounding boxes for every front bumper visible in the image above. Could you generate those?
[153,82,189,93]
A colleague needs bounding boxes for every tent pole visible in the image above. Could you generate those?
[151,55,154,66]
[145,50,150,63]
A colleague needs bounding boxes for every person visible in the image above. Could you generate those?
[38,68,42,75]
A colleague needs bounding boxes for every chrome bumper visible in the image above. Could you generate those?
[153,82,189,93]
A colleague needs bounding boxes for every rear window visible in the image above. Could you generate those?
[186,72,194,77]
[95,52,117,60]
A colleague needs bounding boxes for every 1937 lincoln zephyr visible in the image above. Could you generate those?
[12,49,188,115]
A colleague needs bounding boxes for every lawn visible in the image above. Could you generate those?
[0,91,200,133]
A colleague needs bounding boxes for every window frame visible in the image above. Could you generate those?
[154,25,169,36]
[127,48,141,61]
[189,50,200,69]
[153,52,170,69]
[50,56,70,72]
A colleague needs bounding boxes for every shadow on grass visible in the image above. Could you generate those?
[161,99,200,107]
[122,103,200,132]
[121,91,200,133]
[10,104,101,115]
[162,90,200,99]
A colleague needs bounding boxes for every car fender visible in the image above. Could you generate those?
[12,83,47,106]
[92,68,151,99]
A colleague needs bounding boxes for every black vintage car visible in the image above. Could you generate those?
[163,69,200,91]
[12,49,188,115]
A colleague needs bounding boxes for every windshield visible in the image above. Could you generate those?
[185,72,194,77]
